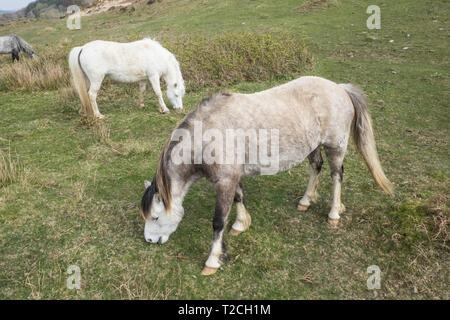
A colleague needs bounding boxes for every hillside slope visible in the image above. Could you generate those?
[0,0,97,21]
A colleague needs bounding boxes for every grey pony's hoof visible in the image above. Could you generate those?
[229,228,242,236]
[201,267,218,276]
[328,218,339,227]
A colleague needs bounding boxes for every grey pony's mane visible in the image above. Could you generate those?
[11,34,37,57]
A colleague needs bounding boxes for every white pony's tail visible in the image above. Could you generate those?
[69,47,91,117]
[340,83,394,194]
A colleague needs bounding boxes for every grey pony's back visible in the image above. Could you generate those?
[10,34,37,57]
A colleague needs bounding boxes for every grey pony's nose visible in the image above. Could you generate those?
[146,238,152,243]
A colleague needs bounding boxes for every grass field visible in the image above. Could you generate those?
[0,0,449,299]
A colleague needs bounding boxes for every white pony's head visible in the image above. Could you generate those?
[167,80,185,110]
[141,180,184,244]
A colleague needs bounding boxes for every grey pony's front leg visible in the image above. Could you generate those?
[12,50,19,63]
[298,146,323,211]
[202,179,237,276]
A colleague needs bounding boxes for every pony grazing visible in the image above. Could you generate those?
[140,76,393,276]
[68,39,185,119]
[0,34,38,62]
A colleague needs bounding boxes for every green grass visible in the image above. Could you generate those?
[0,0,449,299]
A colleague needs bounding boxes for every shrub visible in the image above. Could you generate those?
[167,32,313,89]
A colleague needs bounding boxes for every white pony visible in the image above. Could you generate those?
[68,39,185,119]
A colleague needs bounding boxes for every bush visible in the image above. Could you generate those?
[167,32,313,89]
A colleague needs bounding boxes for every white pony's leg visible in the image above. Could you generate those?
[298,147,323,211]
[88,76,105,120]
[324,146,346,226]
[149,74,170,114]
[138,81,146,108]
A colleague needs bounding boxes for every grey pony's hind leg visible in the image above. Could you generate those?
[324,146,346,227]
[229,182,252,236]
[298,146,323,211]
[202,179,237,276]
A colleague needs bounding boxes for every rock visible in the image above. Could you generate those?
[80,0,96,7]
[41,6,64,19]
[147,0,156,4]
[26,11,36,19]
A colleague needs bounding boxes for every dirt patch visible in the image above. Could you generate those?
[296,0,339,13]
[83,0,140,16]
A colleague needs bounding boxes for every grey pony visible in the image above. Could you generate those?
[141,76,394,276]
[0,34,38,62]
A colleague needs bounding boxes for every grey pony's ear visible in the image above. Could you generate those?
[144,180,151,189]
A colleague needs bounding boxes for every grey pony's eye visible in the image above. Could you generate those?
[152,217,159,222]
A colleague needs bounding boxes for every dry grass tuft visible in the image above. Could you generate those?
[86,119,122,154]
[0,146,20,188]
[0,57,69,91]
[74,181,87,203]
[426,193,450,247]
[90,119,111,144]
[58,85,79,105]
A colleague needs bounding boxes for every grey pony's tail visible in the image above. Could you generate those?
[340,83,394,194]
[11,34,37,58]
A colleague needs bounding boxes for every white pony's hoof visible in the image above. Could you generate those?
[229,228,242,236]
[95,114,105,120]
[160,110,170,114]
[297,204,309,211]
[328,218,340,227]
[201,267,218,276]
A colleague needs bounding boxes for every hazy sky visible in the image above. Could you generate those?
[0,0,36,11]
